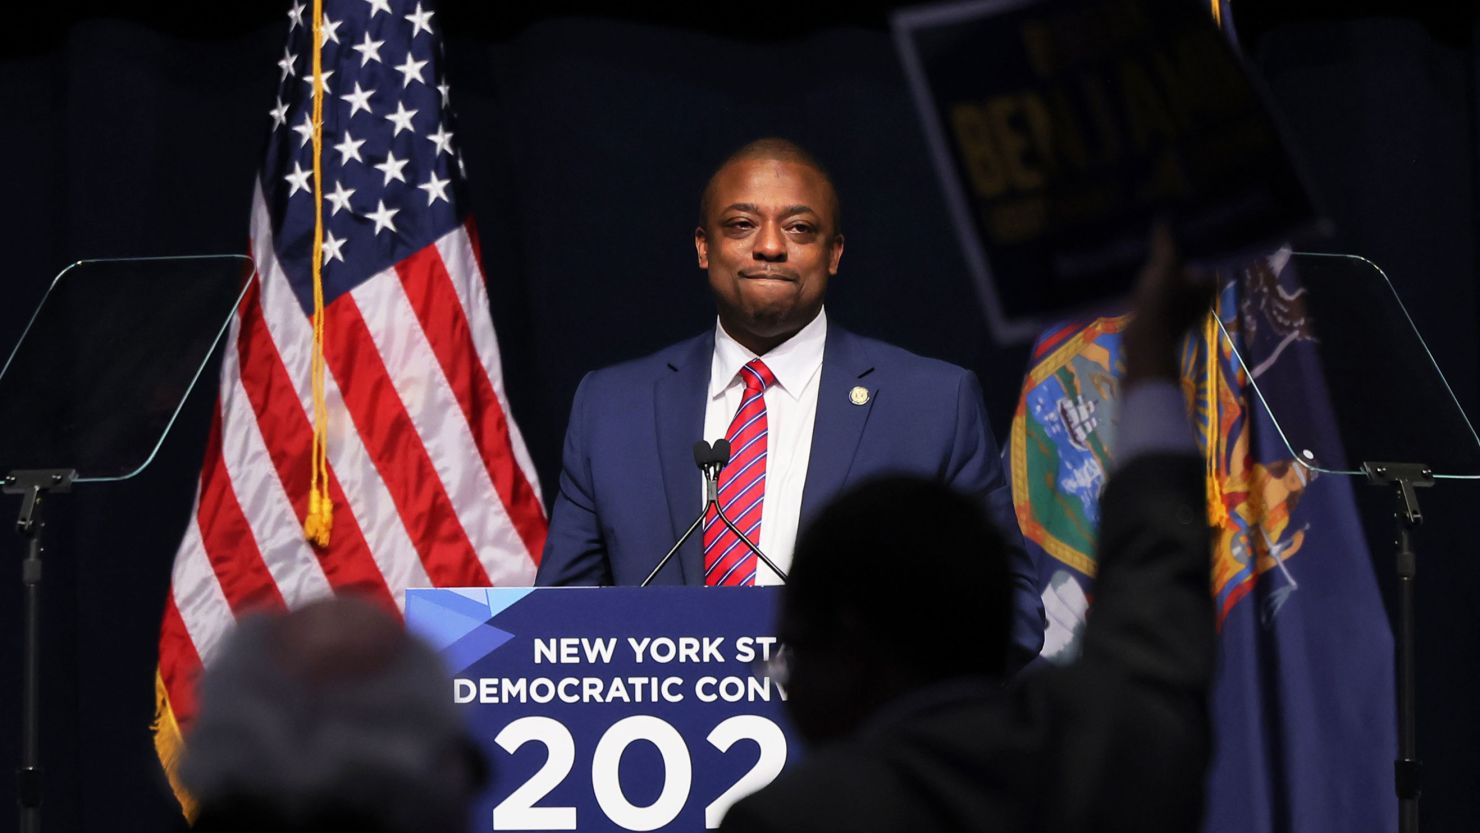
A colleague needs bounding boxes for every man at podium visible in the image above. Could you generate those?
[536,137,1045,666]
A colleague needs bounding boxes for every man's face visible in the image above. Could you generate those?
[695,158,844,353]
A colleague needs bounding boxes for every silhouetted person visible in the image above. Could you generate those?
[721,226,1216,833]
[181,597,484,833]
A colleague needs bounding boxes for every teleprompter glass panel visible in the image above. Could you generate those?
[0,255,252,482]
[1215,252,1480,479]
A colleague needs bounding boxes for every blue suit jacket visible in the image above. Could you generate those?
[537,325,1045,661]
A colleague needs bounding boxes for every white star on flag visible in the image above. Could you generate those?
[394,53,428,88]
[320,14,343,46]
[437,81,451,106]
[364,0,392,17]
[302,69,335,95]
[268,98,289,129]
[374,150,410,185]
[320,229,346,264]
[366,200,400,235]
[292,114,315,147]
[333,131,366,164]
[426,124,454,157]
[341,82,375,117]
[278,47,297,81]
[351,32,384,67]
[284,161,313,197]
[406,3,435,37]
[418,172,450,205]
[385,101,418,136]
[287,1,305,30]
[325,181,356,215]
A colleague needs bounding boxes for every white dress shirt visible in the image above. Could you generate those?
[702,309,827,585]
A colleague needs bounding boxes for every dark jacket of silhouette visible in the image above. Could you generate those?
[721,453,1214,833]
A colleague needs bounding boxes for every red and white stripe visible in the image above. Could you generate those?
[157,185,546,729]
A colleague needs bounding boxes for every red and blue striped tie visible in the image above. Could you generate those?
[704,359,776,586]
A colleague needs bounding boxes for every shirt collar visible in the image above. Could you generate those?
[710,307,827,401]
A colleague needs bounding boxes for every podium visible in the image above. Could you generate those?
[407,587,799,832]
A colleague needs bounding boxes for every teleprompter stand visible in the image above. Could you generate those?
[1215,252,1480,833]
[1362,462,1433,833]
[4,470,73,833]
[0,255,252,833]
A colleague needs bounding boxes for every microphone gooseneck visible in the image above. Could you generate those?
[641,439,786,587]
[642,440,721,587]
[702,436,786,582]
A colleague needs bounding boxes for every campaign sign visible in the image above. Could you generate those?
[407,587,797,832]
[894,0,1323,343]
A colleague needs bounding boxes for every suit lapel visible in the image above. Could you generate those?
[800,326,875,527]
[654,332,713,585]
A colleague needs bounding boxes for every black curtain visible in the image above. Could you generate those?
[0,3,1476,832]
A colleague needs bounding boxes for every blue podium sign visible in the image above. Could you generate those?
[406,587,799,832]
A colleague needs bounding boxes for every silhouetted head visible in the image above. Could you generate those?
[777,476,1012,744]
[183,596,484,833]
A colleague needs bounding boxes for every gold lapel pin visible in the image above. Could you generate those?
[849,386,871,406]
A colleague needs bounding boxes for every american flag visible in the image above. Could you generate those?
[153,0,546,807]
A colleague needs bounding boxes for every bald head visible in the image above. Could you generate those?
[699,138,842,237]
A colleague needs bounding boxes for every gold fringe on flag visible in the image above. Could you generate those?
[1201,1,1235,529]
[303,0,333,548]
[151,669,198,822]
[1202,310,1230,529]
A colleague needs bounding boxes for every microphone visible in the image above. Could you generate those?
[701,440,730,503]
[693,440,715,467]
[697,444,716,503]
[641,440,723,587]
